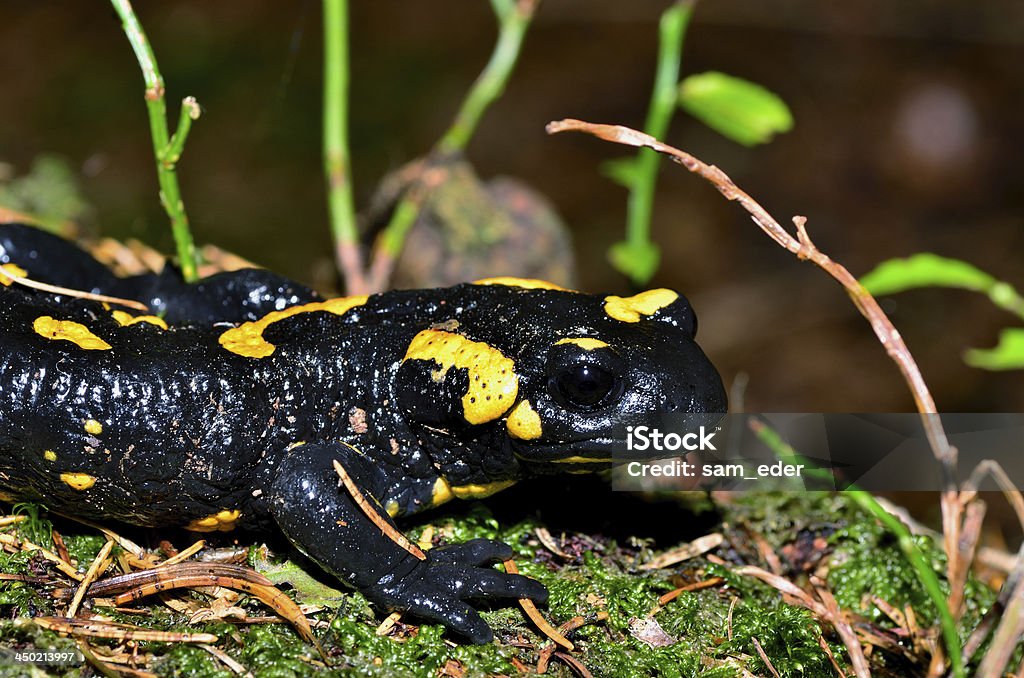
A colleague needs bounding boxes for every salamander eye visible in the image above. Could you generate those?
[551,363,621,409]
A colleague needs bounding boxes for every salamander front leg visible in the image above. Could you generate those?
[268,442,547,643]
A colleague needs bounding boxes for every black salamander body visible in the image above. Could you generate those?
[0,223,726,643]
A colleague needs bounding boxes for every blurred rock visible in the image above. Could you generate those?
[365,158,576,289]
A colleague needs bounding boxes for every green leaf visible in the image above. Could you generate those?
[964,328,1024,370]
[678,71,793,146]
[860,253,997,296]
[259,558,345,607]
[600,157,642,189]
[609,240,660,285]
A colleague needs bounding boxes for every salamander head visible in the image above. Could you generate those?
[396,281,726,473]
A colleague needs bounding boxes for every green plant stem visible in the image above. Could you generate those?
[110,0,199,282]
[369,0,538,290]
[846,490,964,677]
[622,0,694,285]
[437,0,536,155]
[751,419,964,677]
[747,419,839,485]
[322,0,365,294]
[375,198,420,265]
[166,97,200,164]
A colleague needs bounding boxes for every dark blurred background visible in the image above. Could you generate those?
[1,0,1022,413]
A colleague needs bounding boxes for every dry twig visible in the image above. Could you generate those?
[33,616,218,643]
[545,118,976,677]
[502,558,575,651]
[751,636,781,678]
[332,455,426,560]
[640,533,723,570]
[0,265,149,311]
[67,539,114,618]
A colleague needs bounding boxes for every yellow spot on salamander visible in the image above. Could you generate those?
[33,316,112,350]
[111,310,168,329]
[60,472,96,491]
[450,479,517,500]
[403,329,518,425]
[472,277,571,291]
[555,337,609,351]
[44,450,57,462]
[186,509,242,532]
[430,477,455,508]
[0,263,27,286]
[506,400,543,440]
[604,289,678,323]
[218,296,368,358]
[385,500,400,517]
[84,419,103,435]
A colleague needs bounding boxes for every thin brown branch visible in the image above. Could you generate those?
[965,543,1024,665]
[976,569,1024,678]
[33,617,218,644]
[67,539,114,618]
[332,456,426,561]
[545,118,952,465]
[948,499,985,620]
[545,118,966,641]
[811,576,872,678]
[503,558,575,651]
[961,460,1024,531]
[818,634,847,678]
[736,566,869,677]
[751,637,782,678]
[1,267,150,311]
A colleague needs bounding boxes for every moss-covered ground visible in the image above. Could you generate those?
[0,482,1012,677]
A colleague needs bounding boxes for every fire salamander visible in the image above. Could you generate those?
[0,223,726,643]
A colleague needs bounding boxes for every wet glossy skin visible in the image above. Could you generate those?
[0,224,726,643]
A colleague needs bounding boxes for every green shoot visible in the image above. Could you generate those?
[110,0,201,282]
[322,0,364,294]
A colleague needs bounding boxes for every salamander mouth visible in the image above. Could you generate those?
[509,435,624,466]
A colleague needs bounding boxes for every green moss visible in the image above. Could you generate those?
[154,645,229,678]
[829,520,943,622]
[0,492,1007,676]
[61,533,107,568]
[723,599,836,676]
[323,619,517,677]
[0,548,33,577]
[828,512,996,639]
[0,550,51,614]
[10,503,53,547]
[238,624,318,676]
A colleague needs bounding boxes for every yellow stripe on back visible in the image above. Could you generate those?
[472,277,570,291]
[111,310,168,329]
[34,316,112,350]
[219,296,368,358]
